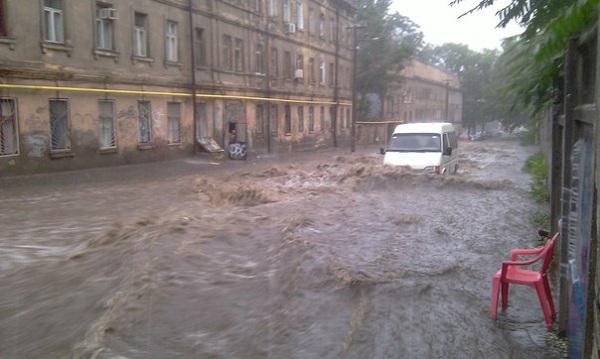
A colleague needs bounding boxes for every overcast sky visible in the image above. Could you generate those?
[390,0,523,51]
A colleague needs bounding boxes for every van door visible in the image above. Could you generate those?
[442,132,459,173]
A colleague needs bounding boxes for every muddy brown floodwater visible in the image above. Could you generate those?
[0,136,565,359]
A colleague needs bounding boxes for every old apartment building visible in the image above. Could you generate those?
[0,0,355,175]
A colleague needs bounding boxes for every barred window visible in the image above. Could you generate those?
[138,101,152,144]
[167,102,182,144]
[98,100,116,149]
[49,99,70,151]
[0,98,18,156]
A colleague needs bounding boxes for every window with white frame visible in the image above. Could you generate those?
[297,106,304,132]
[223,35,232,70]
[254,43,264,74]
[283,0,291,23]
[329,17,335,42]
[319,14,324,38]
[137,101,152,144]
[319,61,325,85]
[320,106,325,131]
[234,38,244,72]
[0,0,7,37]
[134,12,148,57]
[98,100,116,149]
[268,0,278,17]
[195,27,206,67]
[166,20,178,62]
[308,106,314,133]
[167,102,182,144]
[283,50,291,79]
[49,99,70,151]
[43,0,64,43]
[296,1,303,30]
[96,4,114,51]
[256,104,265,134]
[0,98,18,156]
[270,104,278,136]
[271,47,278,77]
[308,8,315,34]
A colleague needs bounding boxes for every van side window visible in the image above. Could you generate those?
[443,134,449,149]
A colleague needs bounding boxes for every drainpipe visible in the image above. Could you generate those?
[265,17,271,153]
[189,0,198,153]
[333,5,339,148]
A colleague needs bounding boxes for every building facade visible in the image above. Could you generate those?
[0,0,355,175]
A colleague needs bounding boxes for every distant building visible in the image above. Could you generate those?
[0,0,355,175]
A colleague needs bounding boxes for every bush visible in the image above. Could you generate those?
[523,152,549,203]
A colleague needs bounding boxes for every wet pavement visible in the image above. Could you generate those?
[0,136,566,358]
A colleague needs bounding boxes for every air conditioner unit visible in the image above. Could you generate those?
[99,8,118,20]
[285,23,296,34]
[294,69,304,79]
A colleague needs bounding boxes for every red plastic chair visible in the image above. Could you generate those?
[490,232,559,328]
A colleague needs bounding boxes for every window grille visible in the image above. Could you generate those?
[0,98,18,156]
[256,104,265,134]
[284,105,291,134]
[309,106,315,133]
[49,99,70,151]
[138,101,152,144]
[270,104,278,136]
[297,106,304,132]
[167,102,182,144]
[99,100,116,149]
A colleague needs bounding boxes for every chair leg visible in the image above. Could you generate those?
[543,277,556,318]
[535,282,553,328]
[491,275,500,320]
[501,282,509,309]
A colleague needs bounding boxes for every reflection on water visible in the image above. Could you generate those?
[0,138,564,358]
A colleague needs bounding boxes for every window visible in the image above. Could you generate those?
[329,107,335,130]
[340,107,344,129]
[346,108,351,128]
[268,0,278,17]
[49,99,70,151]
[329,62,334,86]
[296,1,303,30]
[320,106,325,131]
[167,102,182,144]
[134,12,147,57]
[308,106,314,133]
[297,106,304,132]
[319,14,324,38]
[98,100,116,149]
[319,61,325,85]
[0,98,18,156]
[269,104,278,136]
[329,17,335,42]
[166,20,178,62]
[43,0,64,43]
[283,51,292,80]
[222,35,232,70]
[256,104,265,134]
[284,105,291,134]
[96,4,114,51]
[0,0,7,37]
[250,0,262,13]
[195,103,208,138]
[296,54,303,72]
[138,101,152,144]
[270,47,278,77]
[308,57,314,84]
[234,38,244,72]
[308,8,315,34]
[254,43,264,74]
[283,0,291,23]
[195,28,206,67]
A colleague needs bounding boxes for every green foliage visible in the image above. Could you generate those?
[523,152,549,203]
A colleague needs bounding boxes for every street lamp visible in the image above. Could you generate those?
[349,25,365,153]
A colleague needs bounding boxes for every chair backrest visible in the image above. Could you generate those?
[539,232,560,274]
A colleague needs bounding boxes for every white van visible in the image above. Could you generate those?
[380,122,459,174]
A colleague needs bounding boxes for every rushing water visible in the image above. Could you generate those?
[0,137,565,358]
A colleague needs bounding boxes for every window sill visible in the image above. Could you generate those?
[41,41,73,56]
[168,142,183,147]
[0,37,17,50]
[165,60,183,69]
[132,55,154,65]
[94,49,120,62]
[137,143,155,151]
[99,147,118,154]
[50,151,74,159]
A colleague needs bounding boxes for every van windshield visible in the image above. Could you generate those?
[388,133,441,152]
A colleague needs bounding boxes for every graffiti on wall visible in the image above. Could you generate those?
[25,134,48,157]
[228,143,247,160]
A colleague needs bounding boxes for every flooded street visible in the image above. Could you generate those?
[0,136,564,358]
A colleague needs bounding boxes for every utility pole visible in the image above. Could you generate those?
[444,79,450,122]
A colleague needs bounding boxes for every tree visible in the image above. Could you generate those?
[350,0,423,119]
